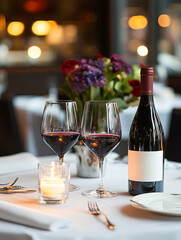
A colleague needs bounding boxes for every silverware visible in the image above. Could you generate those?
[0,177,36,193]
[88,201,115,230]
[0,189,36,193]
[0,177,18,188]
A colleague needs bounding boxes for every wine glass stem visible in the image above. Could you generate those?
[59,155,64,164]
[97,157,104,192]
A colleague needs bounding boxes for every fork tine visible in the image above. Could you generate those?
[88,201,92,213]
[92,202,96,213]
[88,201,97,214]
[93,202,98,213]
[95,201,99,211]
[88,201,90,211]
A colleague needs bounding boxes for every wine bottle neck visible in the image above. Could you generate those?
[139,95,154,106]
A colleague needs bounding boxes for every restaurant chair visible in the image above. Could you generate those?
[165,108,181,162]
[0,97,23,156]
[167,75,181,94]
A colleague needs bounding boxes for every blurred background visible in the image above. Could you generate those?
[0,0,180,160]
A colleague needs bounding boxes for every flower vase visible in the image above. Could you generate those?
[74,145,99,178]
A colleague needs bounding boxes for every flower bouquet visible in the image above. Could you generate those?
[60,53,141,118]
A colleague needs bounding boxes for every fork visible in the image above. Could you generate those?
[88,201,115,230]
[0,177,19,189]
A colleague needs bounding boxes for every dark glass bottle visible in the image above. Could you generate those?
[128,67,164,195]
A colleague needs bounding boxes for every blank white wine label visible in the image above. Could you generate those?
[128,150,163,181]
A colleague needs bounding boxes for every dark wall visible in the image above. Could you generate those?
[1,66,64,97]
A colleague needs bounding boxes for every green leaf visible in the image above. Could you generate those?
[75,97,83,120]
[60,85,71,94]
[110,98,129,111]
[114,81,122,92]
[60,85,77,99]
[90,86,100,100]
[126,64,141,80]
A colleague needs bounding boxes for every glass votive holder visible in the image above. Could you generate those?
[38,161,70,205]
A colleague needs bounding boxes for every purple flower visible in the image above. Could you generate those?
[124,64,132,74]
[111,61,122,72]
[110,54,122,62]
[110,53,132,74]
[80,58,87,64]
[88,59,105,71]
[70,63,106,93]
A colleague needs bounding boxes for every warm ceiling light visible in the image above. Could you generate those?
[23,0,48,13]
[46,25,64,45]
[128,15,148,29]
[137,45,148,56]
[158,14,171,27]
[7,21,25,36]
[32,20,50,36]
[47,20,57,28]
[27,46,41,59]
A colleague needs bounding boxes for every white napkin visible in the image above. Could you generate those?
[0,152,38,175]
[0,200,71,231]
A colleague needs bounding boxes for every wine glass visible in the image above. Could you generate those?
[41,100,80,190]
[81,101,122,198]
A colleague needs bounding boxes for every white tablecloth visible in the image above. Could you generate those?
[0,153,181,240]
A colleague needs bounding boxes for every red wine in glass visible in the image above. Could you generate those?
[42,132,80,157]
[81,101,122,198]
[82,134,121,158]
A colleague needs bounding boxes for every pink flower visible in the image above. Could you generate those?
[60,59,79,74]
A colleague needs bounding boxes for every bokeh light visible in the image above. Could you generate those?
[128,15,148,29]
[158,14,171,27]
[23,0,48,13]
[47,20,57,28]
[7,21,25,36]
[27,46,42,59]
[137,45,148,56]
[32,20,50,36]
[46,25,64,45]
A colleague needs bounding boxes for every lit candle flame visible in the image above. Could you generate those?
[51,161,55,178]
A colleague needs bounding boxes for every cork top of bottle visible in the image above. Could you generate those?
[141,67,154,75]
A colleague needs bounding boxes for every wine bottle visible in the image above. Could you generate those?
[128,67,164,195]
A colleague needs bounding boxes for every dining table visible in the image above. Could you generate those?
[0,152,181,240]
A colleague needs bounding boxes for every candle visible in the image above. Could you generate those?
[40,161,66,199]
[40,177,65,199]
[38,161,70,204]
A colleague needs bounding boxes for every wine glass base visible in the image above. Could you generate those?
[69,184,80,192]
[81,189,118,198]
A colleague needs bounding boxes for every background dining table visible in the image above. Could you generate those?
[0,152,181,240]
